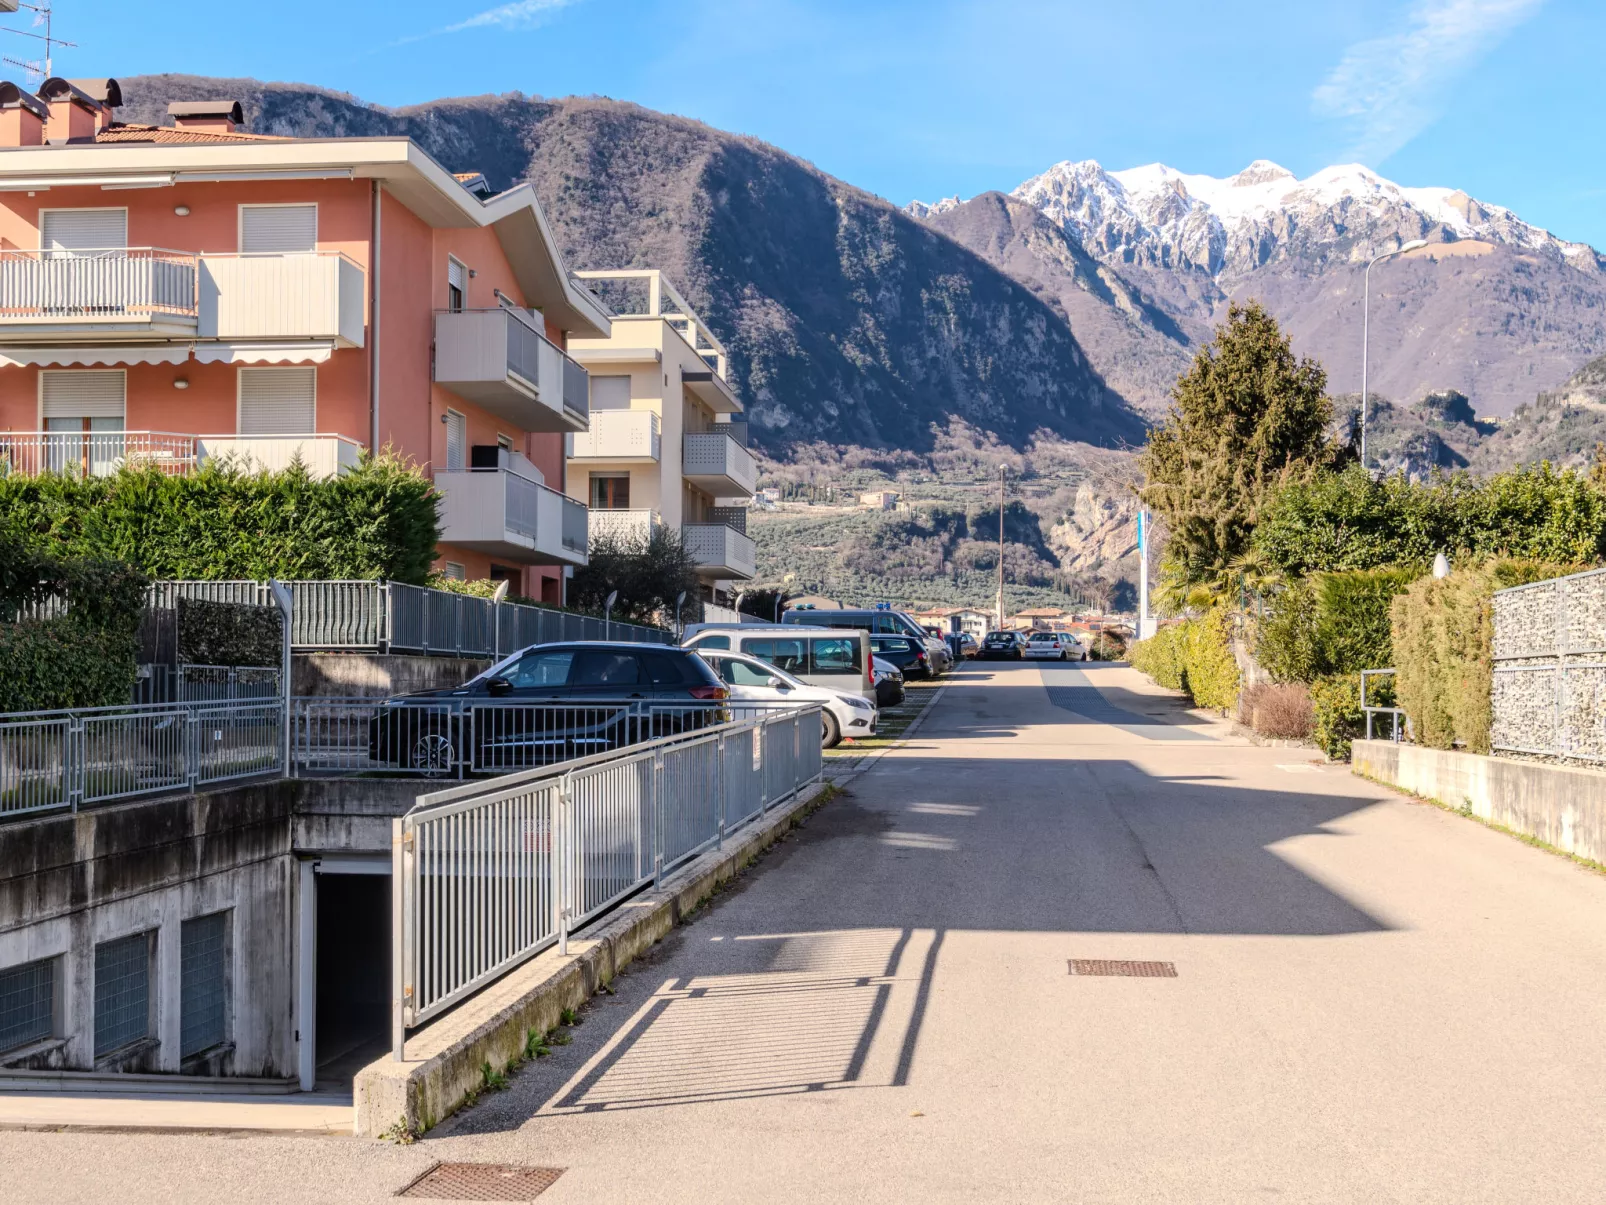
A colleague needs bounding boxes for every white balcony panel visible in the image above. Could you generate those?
[436,468,589,567]
[0,249,199,343]
[683,431,757,498]
[199,254,365,347]
[568,410,661,462]
[434,309,590,435]
[588,508,663,546]
[196,435,362,479]
[683,522,757,581]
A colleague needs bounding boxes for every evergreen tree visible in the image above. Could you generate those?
[1140,301,1334,591]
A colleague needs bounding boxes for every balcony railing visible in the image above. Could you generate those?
[0,248,198,330]
[588,508,663,547]
[435,308,590,434]
[0,431,362,479]
[683,522,757,580]
[567,410,661,461]
[683,430,757,497]
[435,466,589,566]
[0,249,365,346]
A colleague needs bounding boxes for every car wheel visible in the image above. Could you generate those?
[821,710,842,749]
[411,730,457,777]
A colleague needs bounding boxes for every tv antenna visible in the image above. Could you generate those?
[1,2,76,83]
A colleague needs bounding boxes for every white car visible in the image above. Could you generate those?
[697,650,878,748]
[1021,631,1073,660]
[1055,631,1088,661]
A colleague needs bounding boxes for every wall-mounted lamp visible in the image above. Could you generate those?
[174,205,191,217]
[468,268,477,278]
[440,413,448,423]
[173,378,190,390]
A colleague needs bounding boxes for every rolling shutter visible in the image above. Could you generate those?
[238,367,316,434]
[41,208,127,253]
[41,370,126,419]
[590,376,630,410]
[445,410,466,471]
[239,204,317,254]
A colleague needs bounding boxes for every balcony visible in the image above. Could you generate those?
[0,249,365,348]
[435,465,589,566]
[588,508,663,547]
[434,308,590,434]
[0,431,361,479]
[683,522,757,581]
[566,410,660,462]
[682,430,757,497]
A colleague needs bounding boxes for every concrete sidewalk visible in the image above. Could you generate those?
[0,1091,352,1134]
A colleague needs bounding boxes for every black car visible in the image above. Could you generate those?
[369,642,730,774]
[870,634,936,680]
[980,631,1023,660]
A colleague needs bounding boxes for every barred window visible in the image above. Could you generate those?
[181,912,230,1057]
[94,932,153,1057]
[0,958,56,1054]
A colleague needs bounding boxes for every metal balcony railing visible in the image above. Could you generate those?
[588,508,663,546]
[567,410,661,460]
[683,430,757,495]
[682,522,758,579]
[0,248,198,319]
[0,432,362,479]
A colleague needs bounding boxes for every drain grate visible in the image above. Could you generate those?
[1068,959,1177,978]
[397,1163,565,1201]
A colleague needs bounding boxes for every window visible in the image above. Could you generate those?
[180,911,229,1058]
[691,635,730,652]
[238,367,315,435]
[447,258,467,312]
[809,637,860,675]
[744,638,807,675]
[717,658,779,688]
[445,410,467,472]
[590,376,631,411]
[441,562,466,581]
[41,208,127,253]
[94,931,154,1057]
[504,650,574,689]
[239,204,317,254]
[641,652,694,685]
[0,957,57,1054]
[568,651,642,687]
[41,369,126,426]
[589,474,630,510]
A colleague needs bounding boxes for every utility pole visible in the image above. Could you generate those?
[995,465,1006,632]
[1138,507,1153,640]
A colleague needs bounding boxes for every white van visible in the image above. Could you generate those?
[682,624,875,701]
[697,649,877,747]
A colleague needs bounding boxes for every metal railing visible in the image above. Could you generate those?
[683,430,757,494]
[148,579,672,656]
[0,431,362,479]
[682,522,758,579]
[567,410,660,461]
[0,247,198,318]
[1360,669,1408,742]
[588,509,662,545]
[391,703,823,1048]
[134,664,282,706]
[0,700,284,820]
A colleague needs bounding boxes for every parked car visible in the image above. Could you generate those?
[980,631,1023,660]
[871,634,938,680]
[872,656,906,708]
[957,632,979,658]
[682,624,875,701]
[782,608,952,674]
[1055,631,1088,661]
[1022,631,1072,660]
[369,642,729,774]
[697,649,876,747]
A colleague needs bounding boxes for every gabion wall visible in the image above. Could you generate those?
[1492,568,1606,762]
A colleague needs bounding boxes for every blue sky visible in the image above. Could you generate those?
[13,0,1605,246]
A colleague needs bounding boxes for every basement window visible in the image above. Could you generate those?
[180,911,230,1058]
[0,957,58,1055]
[95,931,155,1058]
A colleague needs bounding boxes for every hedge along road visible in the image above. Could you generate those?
[6,661,1606,1203]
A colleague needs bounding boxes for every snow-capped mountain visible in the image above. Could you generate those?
[917,160,1600,279]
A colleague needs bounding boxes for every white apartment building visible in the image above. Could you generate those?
[565,270,756,604]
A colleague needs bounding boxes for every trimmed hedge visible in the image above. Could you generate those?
[176,598,283,667]
[0,455,439,584]
[1129,607,1240,713]
[1255,566,1420,683]
[1309,675,1363,761]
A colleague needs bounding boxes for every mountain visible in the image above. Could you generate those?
[913,160,1606,419]
[116,75,1145,454]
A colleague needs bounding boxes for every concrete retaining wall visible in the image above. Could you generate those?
[292,653,490,698]
[1353,739,1606,864]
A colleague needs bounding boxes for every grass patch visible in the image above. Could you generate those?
[826,679,940,758]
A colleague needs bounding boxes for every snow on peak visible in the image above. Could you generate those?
[906,195,962,220]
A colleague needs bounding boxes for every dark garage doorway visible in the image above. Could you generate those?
[314,871,391,1089]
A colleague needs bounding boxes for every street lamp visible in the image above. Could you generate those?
[1361,238,1430,470]
[603,589,617,641]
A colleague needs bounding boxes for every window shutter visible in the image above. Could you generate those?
[239,205,317,254]
[41,370,126,419]
[590,376,630,410]
[445,410,466,471]
[41,209,128,253]
[238,367,316,434]
[448,259,466,293]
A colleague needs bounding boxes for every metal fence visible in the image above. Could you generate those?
[0,701,284,820]
[391,704,823,1048]
[148,579,671,656]
[134,664,283,706]
[1491,567,1606,761]
[1360,669,1408,742]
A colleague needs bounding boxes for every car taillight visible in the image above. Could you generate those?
[915,650,927,662]
[690,685,729,701]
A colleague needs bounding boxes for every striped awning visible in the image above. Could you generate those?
[0,345,191,368]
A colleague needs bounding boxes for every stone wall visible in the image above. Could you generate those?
[1491,568,1606,762]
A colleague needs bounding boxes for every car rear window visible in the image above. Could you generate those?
[641,651,696,685]
[569,650,643,687]
[692,634,731,651]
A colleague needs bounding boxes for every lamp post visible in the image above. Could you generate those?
[1361,238,1430,470]
[674,590,687,641]
[603,589,617,641]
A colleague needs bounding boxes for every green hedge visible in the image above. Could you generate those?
[0,456,439,584]
[1129,607,1240,713]
[1309,675,1363,761]
[1255,567,1420,683]
[176,598,282,667]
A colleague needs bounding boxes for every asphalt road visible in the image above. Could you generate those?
[6,661,1606,1203]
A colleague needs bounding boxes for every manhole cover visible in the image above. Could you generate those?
[397,1163,565,1201]
[1068,959,1177,977]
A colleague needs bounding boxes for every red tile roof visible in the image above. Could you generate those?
[95,123,283,144]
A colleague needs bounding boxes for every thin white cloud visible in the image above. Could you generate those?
[1312,0,1544,165]
[386,0,586,47]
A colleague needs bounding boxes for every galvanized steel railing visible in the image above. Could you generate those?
[392,704,823,1051]
[0,247,199,318]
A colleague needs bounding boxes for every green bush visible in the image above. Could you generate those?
[1129,624,1185,690]
[1129,608,1240,713]
[176,598,282,667]
[1309,675,1363,761]
[1389,559,1569,754]
[569,527,699,628]
[1255,567,1421,684]
[1254,580,1320,683]
[0,455,440,584]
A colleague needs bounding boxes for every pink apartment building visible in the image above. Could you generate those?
[0,78,610,603]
